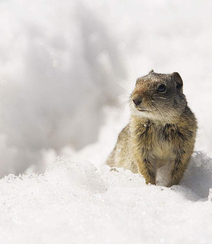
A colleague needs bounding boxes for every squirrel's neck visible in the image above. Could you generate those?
[130,115,178,127]
[130,105,190,127]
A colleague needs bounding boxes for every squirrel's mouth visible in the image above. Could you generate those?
[137,108,150,112]
[131,101,151,113]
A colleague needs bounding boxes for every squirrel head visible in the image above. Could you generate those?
[130,71,187,122]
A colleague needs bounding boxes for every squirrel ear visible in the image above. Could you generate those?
[171,72,183,90]
[148,69,154,74]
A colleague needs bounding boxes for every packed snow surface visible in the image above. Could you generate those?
[1,0,212,243]
[1,152,212,244]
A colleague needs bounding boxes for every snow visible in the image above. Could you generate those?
[0,0,126,176]
[0,153,212,244]
[0,0,212,243]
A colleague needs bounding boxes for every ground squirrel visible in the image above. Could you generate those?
[106,71,197,187]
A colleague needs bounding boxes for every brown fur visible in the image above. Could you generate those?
[106,71,197,187]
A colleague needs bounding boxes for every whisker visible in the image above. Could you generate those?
[123,60,139,81]
[116,100,131,118]
[112,80,129,92]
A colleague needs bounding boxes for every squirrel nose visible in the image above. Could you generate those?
[133,96,142,106]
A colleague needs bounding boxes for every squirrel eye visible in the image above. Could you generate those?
[157,84,166,93]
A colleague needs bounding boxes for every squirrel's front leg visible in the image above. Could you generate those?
[167,157,189,187]
[137,158,156,185]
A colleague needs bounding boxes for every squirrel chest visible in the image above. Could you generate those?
[132,121,184,168]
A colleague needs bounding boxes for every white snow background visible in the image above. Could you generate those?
[0,0,212,243]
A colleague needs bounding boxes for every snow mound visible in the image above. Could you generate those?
[0,0,126,177]
[0,154,212,244]
[182,151,212,199]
